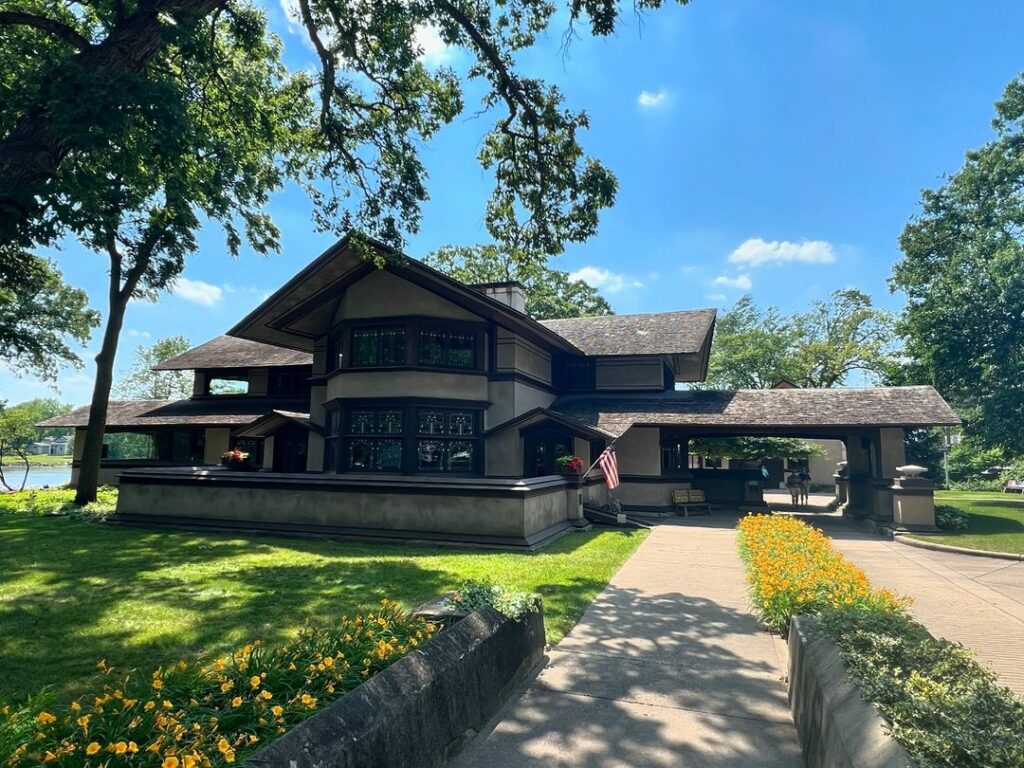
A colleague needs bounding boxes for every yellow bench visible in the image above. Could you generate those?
[672,489,712,517]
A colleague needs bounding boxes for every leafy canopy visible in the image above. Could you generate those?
[691,436,826,462]
[113,336,193,401]
[0,253,99,380]
[425,244,613,319]
[892,72,1024,453]
[702,291,896,390]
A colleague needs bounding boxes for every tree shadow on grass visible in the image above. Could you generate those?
[454,584,802,768]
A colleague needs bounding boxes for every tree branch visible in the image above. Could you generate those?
[0,11,91,51]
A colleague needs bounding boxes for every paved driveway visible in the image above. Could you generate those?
[812,516,1024,696]
[452,518,803,768]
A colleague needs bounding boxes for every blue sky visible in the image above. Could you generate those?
[4,0,1024,405]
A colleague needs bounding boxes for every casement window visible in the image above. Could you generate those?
[323,409,341,472]
[327,403,481,474]
[417,326,477,369]
[268,367,312,398]
[345,407,405,472]
[350,326,406,367]
[415,408,478,472]
[325,318,484,373]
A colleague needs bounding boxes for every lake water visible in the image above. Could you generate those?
[5,465,73,489]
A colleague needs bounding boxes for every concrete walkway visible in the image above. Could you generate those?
[811,516,1024,696]
[452,517,803,768]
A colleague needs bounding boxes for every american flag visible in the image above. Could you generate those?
[598,445,619,490]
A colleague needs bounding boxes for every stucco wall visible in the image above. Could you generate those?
[115,472,578,546]
[336,270,478,322]
[807,440,845,487]
[494,329,552,385]
[204,428,232,465]
[486,428,522,476]
[306,433,325,472]
[262,436,275,470]
[326,370,488,402]
[595,357,664,390]
[615,427,660,476]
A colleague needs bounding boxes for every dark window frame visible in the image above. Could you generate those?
[324,316,487,374]
[204,368,250,396]
[324,399,483,475]
[660,430,692,476]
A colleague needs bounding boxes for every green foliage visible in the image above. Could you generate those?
[702,291,896,390]
[0,486,118,518]
[702,295,801,389]
[691,436,825,461]
[815,608,1024,768]
[935,505,970,531]
[903,428,946,481]
[424,244,613,319]
[113,337,193,401]
[0,403,37,492]
[892,72,1024,454]
[0,601,432,767]
[0,514,646,699]
[947,478,1005,492]
[946,441,1005,482]
[0,254,98,380]
[445,580,541,620]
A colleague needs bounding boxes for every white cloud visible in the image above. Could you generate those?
[728,238,836,268]
[171,277,223,307]
[414,24,458,66]
[712,274,753,290]
[706,293,727,302]
[569,266,642,293]
[638,89,668,109]
[126,329,151,339]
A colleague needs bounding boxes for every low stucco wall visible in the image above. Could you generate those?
[249,606,545,768]
[788,616,915,768]
[113,470,582,548]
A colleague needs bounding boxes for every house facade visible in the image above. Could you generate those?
[41,235,959,548]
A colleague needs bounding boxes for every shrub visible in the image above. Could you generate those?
[947,478,1005,492]
[736,514,906,634]
[0,487,118,518]
[0,601,434,768]
[935,504,970,532]
[814,608,1024,768]
[445,581,540,621]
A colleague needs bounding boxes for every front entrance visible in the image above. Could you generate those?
[273,425,308,473]
[524,428,573,477]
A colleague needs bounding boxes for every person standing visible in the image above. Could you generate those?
[798,469,812,506]
[786,471,801,506]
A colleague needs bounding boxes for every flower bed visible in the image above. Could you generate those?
[736,514,905,633]
[0,601,433,768]
[737,514,1024,768]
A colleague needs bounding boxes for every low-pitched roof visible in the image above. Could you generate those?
[38,398,309,429]
[482,407,617,440]
[233,410,322,438]
[551,386,960,437]
[538,309,717,357]
[154,336,312,371]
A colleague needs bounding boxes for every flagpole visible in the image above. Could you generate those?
[580,437,618,480]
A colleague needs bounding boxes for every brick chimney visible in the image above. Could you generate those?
[471,281,527,314]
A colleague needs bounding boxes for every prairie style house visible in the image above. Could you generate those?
[43,235,958,548]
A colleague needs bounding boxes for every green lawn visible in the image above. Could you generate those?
[1,453,73,467]
[0,513,646,703]
[910,490,1024,554]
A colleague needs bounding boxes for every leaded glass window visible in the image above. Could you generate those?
[417,326,477,369]
[351,326,406,367]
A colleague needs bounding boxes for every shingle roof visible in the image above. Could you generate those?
[153,336,313,371]
[538,309,716,356]
[37,398,309,429]
[551,386,960,437]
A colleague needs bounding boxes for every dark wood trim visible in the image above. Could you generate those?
[271,261,377,331]
[487,370,556,393]
[324,365,490,382]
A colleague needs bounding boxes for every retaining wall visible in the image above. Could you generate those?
[248,605,545,768]
[788,615,916,768]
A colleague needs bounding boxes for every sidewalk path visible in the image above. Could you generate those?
[812,516,1024,696]
[452,518,803,768]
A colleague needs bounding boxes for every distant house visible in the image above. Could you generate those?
[27,435,73,456]
[39,233,959,548]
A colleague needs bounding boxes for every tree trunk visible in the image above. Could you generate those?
[0,0,226,239]
[74,293,131,505]
[17,450,30,492]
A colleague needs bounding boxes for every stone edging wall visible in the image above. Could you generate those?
[248,605,545,768]
[788,615,916,768]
